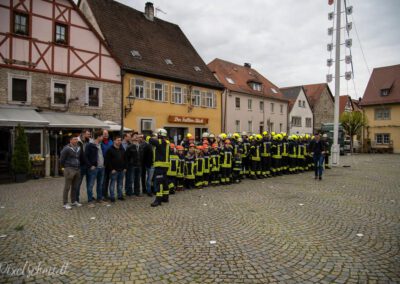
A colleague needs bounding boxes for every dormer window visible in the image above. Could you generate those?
[380,89,390,96]
[226,77,235,84]
[251,82,262,91]
[131,50,142,59]
[165,59,173,65]
[194,66,201,72]
[271,88,278,94]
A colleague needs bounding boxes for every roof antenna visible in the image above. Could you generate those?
[155,7,166,16]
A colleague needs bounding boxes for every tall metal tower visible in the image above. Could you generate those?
[327,0,354,165]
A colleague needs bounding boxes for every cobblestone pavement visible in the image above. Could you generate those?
[0,154,399,283]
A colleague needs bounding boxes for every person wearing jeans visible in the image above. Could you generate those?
[311,133,326,180]
[60,134,82,209]
[141,135,155,196]
[105,136,126,202]
[76,129,91,203]
[125,135,143,197]
[85,130,105,207]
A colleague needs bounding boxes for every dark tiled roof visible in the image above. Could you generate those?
[360,64,400,106]
[339,95,352,114]
[207,58,288,102]
[303,83,334,109]
[86,0,223,89]
[281,86,302,112]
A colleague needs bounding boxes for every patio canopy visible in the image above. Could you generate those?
[0,106,49,127]
[40,112,109,129]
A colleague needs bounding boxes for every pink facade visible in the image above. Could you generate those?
[0,0,120,83]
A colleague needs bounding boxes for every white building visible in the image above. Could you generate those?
[208,59,288,134]
[281,86,313,135]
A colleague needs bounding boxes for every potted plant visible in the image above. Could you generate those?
[11,125,31,182]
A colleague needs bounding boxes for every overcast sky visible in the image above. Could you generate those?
[90,0,400,100]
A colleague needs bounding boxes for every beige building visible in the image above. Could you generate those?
[207,59,288,134]
[360,64,400,153]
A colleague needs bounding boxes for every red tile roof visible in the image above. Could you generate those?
[207,59,288,102]
[360,64,400,106]
[303,83,334,109]
[85,0,223,89]
[339,95,352,114]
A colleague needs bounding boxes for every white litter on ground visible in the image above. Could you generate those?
[0,235,7,238]
[68,235,75,238]
[90,217,96,220]
[0,206,5,209]
[106,204,111,207]
[209,240,217,244]
[203,204,207,206]
[299,203,304,206]
[356,233,364,237]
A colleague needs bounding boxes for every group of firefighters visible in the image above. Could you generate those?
[149,129,327,207]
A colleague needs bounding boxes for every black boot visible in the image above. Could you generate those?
[151,197,162,207]
[162,195,169,203]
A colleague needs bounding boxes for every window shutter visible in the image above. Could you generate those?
[212,92,217,108]
[130,78,135,94]
[164,84,169,102]
[201,91,206,107]
[170,85,175,103]
[183,87,188,104]
[145,81,151,99]
[150,82,155,100]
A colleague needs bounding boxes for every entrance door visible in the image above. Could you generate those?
[195,127,208,143]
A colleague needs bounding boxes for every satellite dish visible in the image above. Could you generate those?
[327,59,333,67]
[345,55,352,64]
[327,43,333,51]
[345,39,352,48]
[328,27,334,36]
[328,12,334,20]
[326,74,333,83]
[346,6,353,15]
[345,72,352,80]
[346,22,353,32]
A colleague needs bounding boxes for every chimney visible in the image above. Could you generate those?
[244,63,251,68]
[145,2,154,21]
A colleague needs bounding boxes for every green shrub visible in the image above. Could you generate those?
[11,125,31,174]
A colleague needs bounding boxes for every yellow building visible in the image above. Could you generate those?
[80,0,224,143]
[123,74,222,141]
[360,64,400,153]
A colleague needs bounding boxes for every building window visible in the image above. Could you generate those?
[12,78,27,102]
[86,85,102,107]
[248,99,252,111]
[226,77,235,84]
[280,104,283,113]
[134,79,145,99]
[14,12,29,35]
[380,89,390,96]
[248,121,252,132]
[251,82,262,91]
[271,103,274,113]
[205,91,214,108]
[302,101,305,108]
[235,120,240,132]
[51,79,69,106]
[141,119,153,135]
[298,100,302,107]
[154,83,164,101]
[8,74,31,104]
[260,101,264,112]
[235,97,240,109]
[306,118,312,128]
[55,23,68,44]
[270,122,274,132]
[173,86,182,104]
[375,133,390,144]
[192,89,201,106]
[279,123,282,132]
[291,116,302,127]
[195,128,208,141]
[375,108,390,120]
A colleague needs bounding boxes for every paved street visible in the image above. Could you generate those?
[0,154,399,283]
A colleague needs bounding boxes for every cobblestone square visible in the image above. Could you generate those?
[0,154,399,283]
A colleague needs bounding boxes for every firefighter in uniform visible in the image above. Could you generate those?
[202,144,211,187]
[281,133,289,174]
[149,128,170,207]
[271,134,283,176]
[210,143,220,186]
[184,144,196,189]
[220,139,233,184]
[288,135,298,174]
[167,143,178,194]
[195,146,204,188]
[241,132,250,177]
[176,145,185,191]
[261,131,272,178]
[249,134,262,179]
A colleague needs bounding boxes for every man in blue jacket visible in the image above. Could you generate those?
[85,130,105,207]
[101,129,113,200]
[311,133,326,180]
